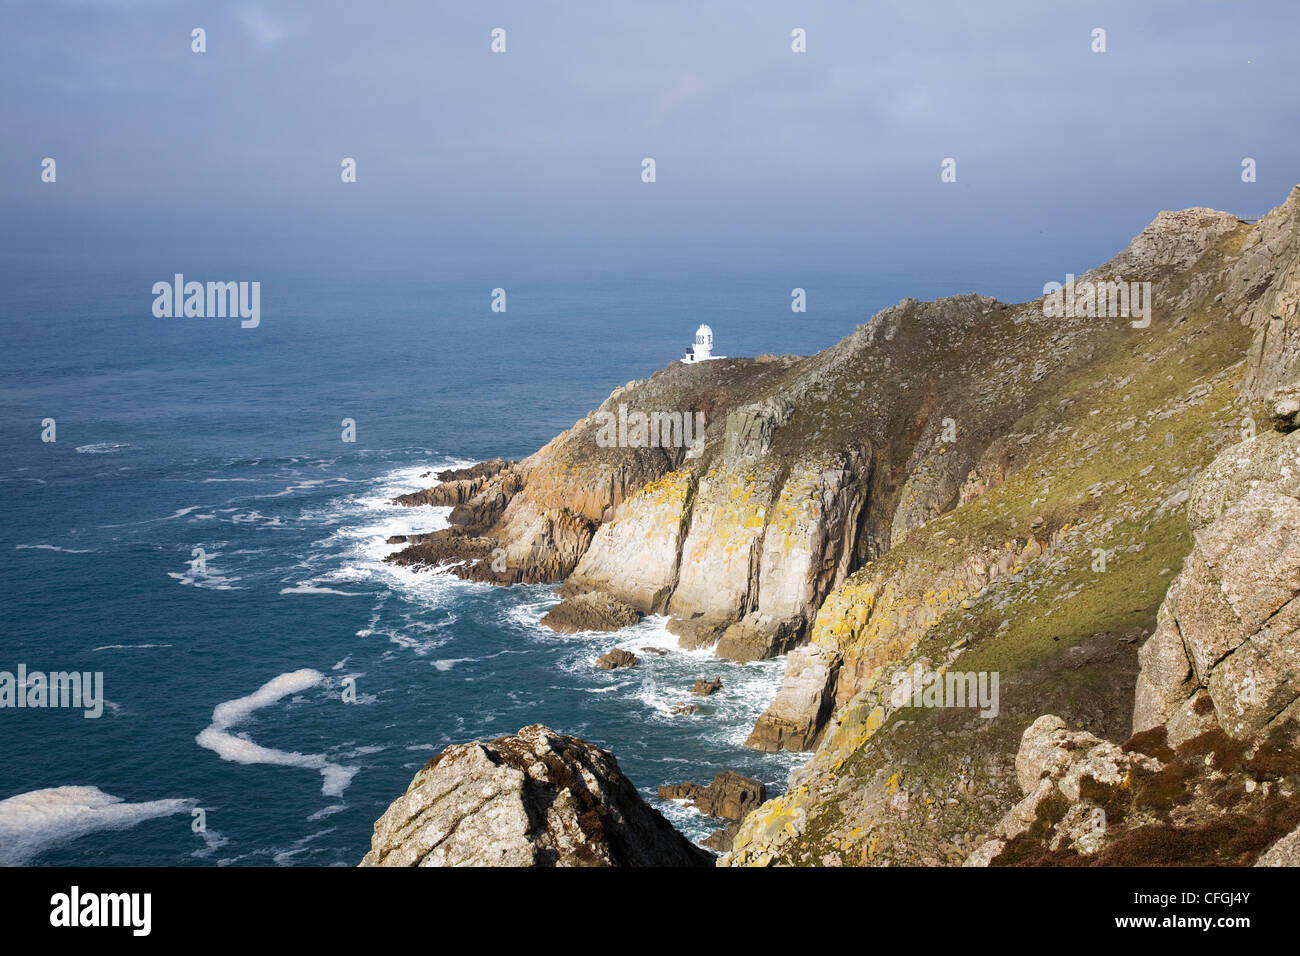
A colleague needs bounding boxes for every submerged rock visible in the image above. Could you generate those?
[360,724,713,867]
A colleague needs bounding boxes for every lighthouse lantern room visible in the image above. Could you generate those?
[681,324,724,364]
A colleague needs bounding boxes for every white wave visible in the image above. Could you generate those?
[431,657,475,671]
[230,510,283,526]
[190,827,230,859]
[0,786,194,866]
[261,479,328,499]
[287,461,484,635]
[168,551,244,590]
[279,584,365,597]
[271,826,337,866]
[338,744,385,758]
[92,643,174,652]
[14,544,96,554]
[75,442,131,454]
[307,804,347,821]
[195,669,358,797]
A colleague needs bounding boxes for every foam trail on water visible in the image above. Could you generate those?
[0,786,194,866]
[195,669,358,797]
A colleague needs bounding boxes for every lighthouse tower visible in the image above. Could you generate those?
[681,324,724,364]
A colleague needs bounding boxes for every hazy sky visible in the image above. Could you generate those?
[2,0,1297,288]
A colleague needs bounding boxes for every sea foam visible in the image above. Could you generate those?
[195,669,358,797]
[0,786,194,866]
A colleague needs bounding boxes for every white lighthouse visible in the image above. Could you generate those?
[681,324,724,364]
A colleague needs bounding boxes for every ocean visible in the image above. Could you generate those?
[0,243,1040,865]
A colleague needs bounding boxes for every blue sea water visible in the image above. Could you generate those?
[0,244,1040,865]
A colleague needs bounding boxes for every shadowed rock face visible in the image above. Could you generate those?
[360,725,713,867]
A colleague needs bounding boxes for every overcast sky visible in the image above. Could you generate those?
[2,0,1297,286]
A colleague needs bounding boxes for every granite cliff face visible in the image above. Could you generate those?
[377,186,1300,867]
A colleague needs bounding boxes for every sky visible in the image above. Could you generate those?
[1,0,1298,293]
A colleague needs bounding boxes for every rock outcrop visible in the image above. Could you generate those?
[360,725,712,867]
[745,645,840,752]
[540,592,642,634]
[962,259,1300,867]
[595,648,639,670]
[1236,187,1300,399]
[1132,418,1300,740]
[966,713,1300,866]
[658,771,767,822]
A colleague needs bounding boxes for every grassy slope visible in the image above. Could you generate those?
[729,224,1263,865]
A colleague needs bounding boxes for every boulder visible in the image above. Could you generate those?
[666,615,731,650]
[703,822,741,853]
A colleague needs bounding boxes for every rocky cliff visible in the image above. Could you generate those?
[381,186,1300,867]
[720,186,1300,866]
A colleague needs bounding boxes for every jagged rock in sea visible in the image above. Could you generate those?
[595,648,638,670]
[658,771,767,822]
[744,645,840,752]
[393,459,515,508]
[716,612,803,662]
[540,592,642,634]
[690,677,722,697]
[360,725,713,867]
